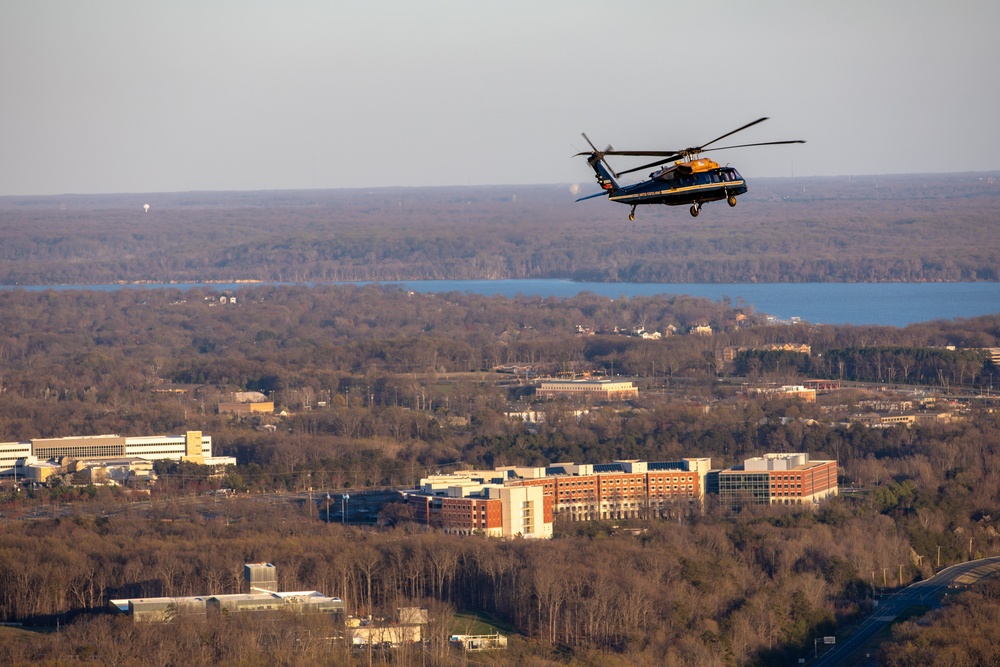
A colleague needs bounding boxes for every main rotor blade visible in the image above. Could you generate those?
[702,139,806,153]
[617,155,682,176]
[698,117,769,151]
[603,150,684,157]
[616,139,806,176]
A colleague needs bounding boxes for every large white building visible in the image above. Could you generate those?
[110,563,345,622]
[536,378,638,400]
[0,431,235,478]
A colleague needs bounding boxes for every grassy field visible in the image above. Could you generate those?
[450,610,517,637]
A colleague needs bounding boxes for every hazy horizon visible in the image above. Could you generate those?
[2,169,1000,202]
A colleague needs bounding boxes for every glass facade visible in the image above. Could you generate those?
[718,471,771,509]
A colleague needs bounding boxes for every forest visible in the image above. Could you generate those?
[1,172,998,285]
[0,286,999,665]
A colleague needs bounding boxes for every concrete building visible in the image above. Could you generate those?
[851,410,954,427]
[802,379,841,392]
[498,486,549,538]
[244,562,278,593]
[67,457,155,485]
[110,562,344,622]
[451,633,509,651]
[218,401,274,416]
[345,609,428,647]
[747,385,817,402]
[116,590,345,623]
[408,477,551,539]
[716,453,838,510]
[0,441,31,478]
[536,378,638,400]
[0,431,236,478]
[349,622,423,647]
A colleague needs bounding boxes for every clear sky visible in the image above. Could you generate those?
[2,0,998,196]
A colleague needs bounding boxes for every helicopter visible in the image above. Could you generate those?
[576,117,804,220]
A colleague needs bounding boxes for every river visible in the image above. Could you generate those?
[7,280,1000,327]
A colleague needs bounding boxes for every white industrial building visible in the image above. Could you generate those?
[110,563,345,622]
[536,378,638,400]
[0,431,235,480]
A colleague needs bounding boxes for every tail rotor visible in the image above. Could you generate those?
[576,133,620,196]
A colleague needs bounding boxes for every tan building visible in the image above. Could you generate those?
[853,411,953,427]
[218,401,274,416]
[748,385,817,402]
[536,378,638,400]
[349,623,422,647]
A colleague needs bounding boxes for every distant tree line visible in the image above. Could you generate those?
[735,346,996,389]
[817,347,990,386]
[1,173,998,285]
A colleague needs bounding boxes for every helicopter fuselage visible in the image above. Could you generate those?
[610,163,747,208]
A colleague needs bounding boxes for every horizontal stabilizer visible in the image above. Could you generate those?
[575,191,609,202]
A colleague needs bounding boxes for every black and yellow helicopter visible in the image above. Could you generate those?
[576,117,804,220]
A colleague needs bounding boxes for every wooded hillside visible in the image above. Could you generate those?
[1,172,998,284]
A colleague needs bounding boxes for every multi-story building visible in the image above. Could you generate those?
[504,459,711,522]
[0,431,235,479]
[716,453,837,509]
[405,457,713,536]
[408,476,550,539]
[536,378,638,400]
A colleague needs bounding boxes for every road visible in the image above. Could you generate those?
[811,556,1000,666]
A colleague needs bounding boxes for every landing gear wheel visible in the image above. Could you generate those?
[727,195,737,207]
[689,204,700,217]
[628,206,636,221]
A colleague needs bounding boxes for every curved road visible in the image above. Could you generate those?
[811,556,1000,666]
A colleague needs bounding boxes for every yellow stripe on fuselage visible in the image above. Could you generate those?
[609,180,744,203]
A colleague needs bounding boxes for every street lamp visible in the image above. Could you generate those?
[326,493,331,524]
[342,494,350,525]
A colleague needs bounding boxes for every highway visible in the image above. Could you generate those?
[810,556,1000,666]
